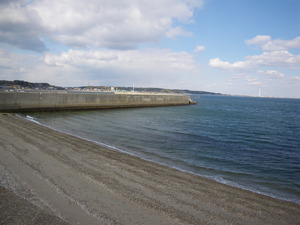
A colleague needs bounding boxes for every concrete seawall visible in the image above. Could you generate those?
[0,92,194,112]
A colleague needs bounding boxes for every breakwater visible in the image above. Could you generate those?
[0,92,194,112]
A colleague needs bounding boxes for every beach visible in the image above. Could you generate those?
[0,113,299,225]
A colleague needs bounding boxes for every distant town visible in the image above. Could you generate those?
[0,80,221,95]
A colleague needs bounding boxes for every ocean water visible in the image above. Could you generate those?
[24,95,300,204]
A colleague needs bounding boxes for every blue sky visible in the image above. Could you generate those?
[0,0,299,98]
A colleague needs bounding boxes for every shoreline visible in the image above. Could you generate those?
[1,113,300,224]
[21,113,300,205]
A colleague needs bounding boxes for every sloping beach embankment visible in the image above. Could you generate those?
[0,114,299,225]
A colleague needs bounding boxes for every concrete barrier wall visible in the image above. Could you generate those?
[0,92,192,112]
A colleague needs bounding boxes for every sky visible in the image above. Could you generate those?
[0,0,300,98]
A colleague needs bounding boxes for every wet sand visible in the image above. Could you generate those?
[0,113,299,225]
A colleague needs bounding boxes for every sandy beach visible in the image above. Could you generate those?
[0,113,299,225]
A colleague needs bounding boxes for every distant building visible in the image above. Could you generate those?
[10,85,21,89]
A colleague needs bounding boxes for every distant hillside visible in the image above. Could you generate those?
[0,80,221,95]
[0,80,63,90]
[107,86,221,95]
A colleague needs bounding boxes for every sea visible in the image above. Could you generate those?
[23,95,300,204]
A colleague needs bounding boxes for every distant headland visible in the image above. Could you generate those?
[0,80,222,95]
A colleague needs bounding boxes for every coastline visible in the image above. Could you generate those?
[22,113,299,205]
[0,114,299,224]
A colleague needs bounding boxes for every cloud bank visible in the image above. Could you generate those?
[0,48,199,87]
[246,35,300,51]
[209,35,300,71]
[0,0,203,89]
[209,35,300,95]
[0,0,203,51]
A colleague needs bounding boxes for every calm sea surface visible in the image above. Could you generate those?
[24,95,300,204]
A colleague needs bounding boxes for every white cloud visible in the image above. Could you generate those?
[246,35,300,51]
[208,58,253,70]
[209,36,299,79]
[166,26,193,38]
[291,75,300,81]
[245,35,271,47]
[0,48,41,79]
[209,50,300,71]
[248,81,262,86]
[210,36,300,74]
[246,50,300,67]
[0,47,199,87]
[258,70,284,78]
[0,2,47,51]
[244,76,262,86]
[45,49,197,71]
[0,0,203,51]
[194,45,205,52]
[228,74,263,87]
[209,35,300,94]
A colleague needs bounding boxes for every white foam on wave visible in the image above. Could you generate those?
[16,114,41,125]
[206,175,300,205]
